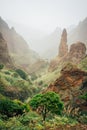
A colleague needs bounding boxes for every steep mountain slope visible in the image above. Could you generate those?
[45,63,87,112]
[68,17,87,45]
[6,17,87,60]
[0,67,38,101]
[42,17,87,59]
[0,32,13,68]
[0,17,40,71]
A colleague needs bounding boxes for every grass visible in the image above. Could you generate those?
[0,110,79,130]
[34,65,62,88]
[78,56,87,71]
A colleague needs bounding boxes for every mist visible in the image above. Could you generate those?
[0,0,87,58]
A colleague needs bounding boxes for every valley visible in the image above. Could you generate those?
[0,16,87,130]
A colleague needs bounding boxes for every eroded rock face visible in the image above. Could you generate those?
[0,32,13,67]
[46,63,87,107]
[58,29,68,57]
[68,42,86,63]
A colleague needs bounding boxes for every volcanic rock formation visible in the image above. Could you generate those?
[49,29,86,71]
[46,63,87,110]
[58,29,68,57]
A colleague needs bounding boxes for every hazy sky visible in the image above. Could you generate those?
[0,0,87,33]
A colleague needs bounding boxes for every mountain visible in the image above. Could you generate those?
[45,63,87,112]
[38,17,87,60]
[40,27,61,59]
[68,17,87,45]
[6,17,87,60]
[49,29,87,71]
[0,17,41,72]
[0,32,13,68]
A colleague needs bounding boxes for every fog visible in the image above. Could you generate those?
[0,0,87,57]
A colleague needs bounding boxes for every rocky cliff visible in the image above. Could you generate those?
[0,17,40,72]
[49,28,86,71]
[67,42,86,63]
[46,63,87,112]
[68,17,87,46]
[0,32,13,67]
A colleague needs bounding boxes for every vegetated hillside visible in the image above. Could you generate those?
[0,17,42,72]
[45,63,87,112]
[0,67,39,101]
[78,56,87,71]
[28,59,49,75]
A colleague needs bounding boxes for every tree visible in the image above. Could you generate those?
[16,69,27,80]
[29,92,64,121]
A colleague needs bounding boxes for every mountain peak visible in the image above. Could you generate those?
[0,16,9,29]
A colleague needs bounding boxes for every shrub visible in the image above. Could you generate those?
[12,72,19,78]
[19,111,40,125]
[38,80,43,85]
[16,69,27,80]
[4,71,10,75]
[31,73,37,81]
[0,99,27,117]
[0,64,4,70]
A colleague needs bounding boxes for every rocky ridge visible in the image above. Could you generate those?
[0,32,13,68]
[46,63,87,113]
[0,17,41,72]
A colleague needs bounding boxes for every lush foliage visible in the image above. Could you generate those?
[80,92,87,102]
[0,98,29,117]
[0,111,79,130]
[0,68,39,101]
[30,92,64,121]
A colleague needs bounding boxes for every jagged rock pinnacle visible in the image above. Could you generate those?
[58,28,68,57]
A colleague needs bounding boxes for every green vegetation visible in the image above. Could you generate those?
[15,69,27,80]
[0,63,87,129]
[0,98,29,117]
[0,111,79,130]
[80,92,87,102]
[0,64,4,70]
[79,56,87,71]
[30,92,64,121]
[0,68,39,101]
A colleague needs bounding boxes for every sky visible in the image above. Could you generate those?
[0,0,87,33]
